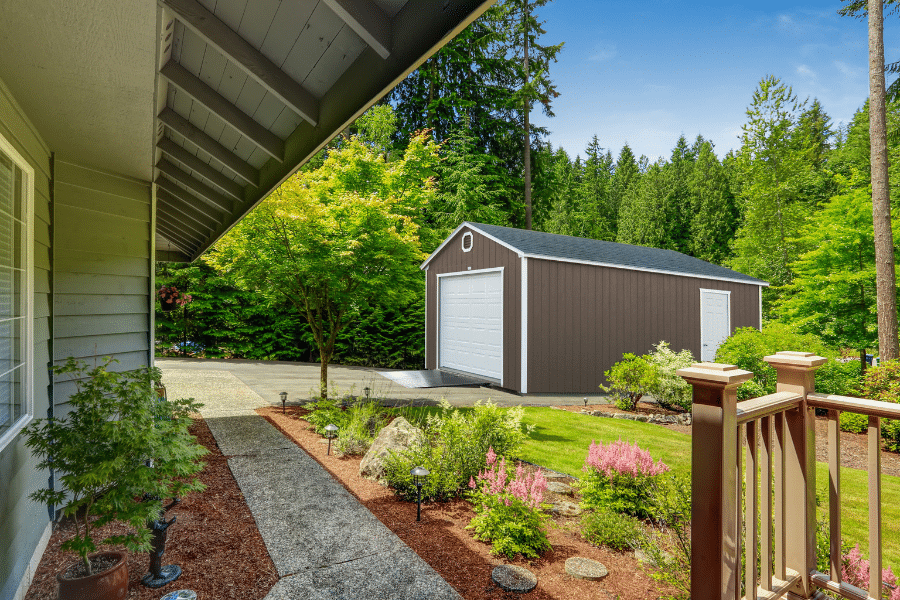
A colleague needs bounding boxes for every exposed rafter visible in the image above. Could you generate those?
[157,158,235,214]
[160,60,285,162]
[157,188,220,231]
[162,0,320,126]
[157,138,244,201]
[158,108,259,187]
[156,221,198,254]
[158,204,211,239]
[322,0,391,60]
[155,176,227,223]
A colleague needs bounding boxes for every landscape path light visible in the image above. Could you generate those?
[410,466,429,521]
[325,423,338,455]
[364,386,370,401]
[280,392,288,414]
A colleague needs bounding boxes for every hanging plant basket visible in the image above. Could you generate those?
[158,286,191,312]
[161,301,178,312]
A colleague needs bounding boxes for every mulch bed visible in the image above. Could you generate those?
[24,418,278,600]
[257,405,673,600]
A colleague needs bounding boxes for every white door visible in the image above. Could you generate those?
[439,270,503,381]
[700,289,731,362]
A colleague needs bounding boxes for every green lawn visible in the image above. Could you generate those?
[514,407,900,570]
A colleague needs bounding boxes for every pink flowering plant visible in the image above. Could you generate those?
[841,544,900,600]
[466,447,551,559]
[157,285,192,308]
[580,439,669,519]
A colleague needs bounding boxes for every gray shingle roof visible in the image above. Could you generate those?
[455,222,768,286]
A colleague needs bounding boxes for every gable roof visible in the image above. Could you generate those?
[422,222,769,287]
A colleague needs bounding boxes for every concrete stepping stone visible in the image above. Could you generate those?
[565,557,608,581]
[492,565,537,593]
[545,481,573,496]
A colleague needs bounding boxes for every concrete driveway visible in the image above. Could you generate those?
[156,357,602,409]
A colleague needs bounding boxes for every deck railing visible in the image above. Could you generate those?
[678,352,900,600]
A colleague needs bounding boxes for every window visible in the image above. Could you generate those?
[0,133,33,451]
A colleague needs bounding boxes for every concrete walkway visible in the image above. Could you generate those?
[161,364,463,600]
[157,357,599,408]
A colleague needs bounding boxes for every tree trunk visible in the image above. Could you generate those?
[523,11,532,230]
[319,359,328,400]
[869,0,900,361]
[861,348,868,376]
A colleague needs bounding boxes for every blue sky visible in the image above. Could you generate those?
[530,1,899,162]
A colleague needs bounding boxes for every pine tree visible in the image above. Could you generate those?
[689,140,738,264]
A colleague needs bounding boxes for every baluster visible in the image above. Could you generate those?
[745,420,758,600]
[869,415,882,600]
[760,415,773,591]
[736,423,744,600]
[774,411,786,580]
[828,409,841,583]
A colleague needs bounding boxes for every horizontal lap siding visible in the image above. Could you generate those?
[528,260,761,394]
[425,227,521,391]
[0,77,53,600]
[53,160,152,407]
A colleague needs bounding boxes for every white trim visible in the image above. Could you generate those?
[0,130,35,453]
[521,254,769,287]
[461,231,474,252]
[11,520,52,600]
[436,267,504,386]
[424,266,429,368]
[420,223,523,269]
[520,256,528,394]
[699,288,731,362]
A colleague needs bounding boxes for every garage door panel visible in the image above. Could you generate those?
[439,271,503,381]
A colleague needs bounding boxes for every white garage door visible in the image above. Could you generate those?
[439,270,503,382]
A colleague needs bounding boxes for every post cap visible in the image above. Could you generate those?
[763,351,827,369]
[676,362,754,386]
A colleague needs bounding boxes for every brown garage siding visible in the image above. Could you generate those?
[425,226,522,390]
[526,259,760,394]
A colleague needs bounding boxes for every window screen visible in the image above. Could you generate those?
[0,148,27,438]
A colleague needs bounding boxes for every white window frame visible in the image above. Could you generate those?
[0,132,34,452]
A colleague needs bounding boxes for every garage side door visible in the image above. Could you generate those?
[700,289,731,362]
[439,271,503,382]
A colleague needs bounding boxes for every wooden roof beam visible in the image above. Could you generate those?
[156,158,235,214]
[322,0,391,60]
[155,176,228,223]
[158,107,259,187]
[163,0,320,126]
[160,60,285,162]
[156,220,199,254]
[158,137,244,201]
[158,204,212,240]
[157,188,220,231]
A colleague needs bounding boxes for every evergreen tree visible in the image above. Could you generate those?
[689,141,738,264]
[610,144,640,226]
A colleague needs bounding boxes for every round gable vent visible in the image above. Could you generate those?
[461,231,474,252]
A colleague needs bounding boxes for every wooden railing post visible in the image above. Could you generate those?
[764,351,826,598]
[678,362,753,600]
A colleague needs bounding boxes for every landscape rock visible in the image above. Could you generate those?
[545,481,573,496]
[359,417,423,483]
[564,557,608,581]
[548,500,583,517]
[492,565,537,593]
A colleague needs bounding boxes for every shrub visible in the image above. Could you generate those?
[645,342,695,412]
[581,509,643,551]
[859,360,900,451]
[305,398,351,436]
[840,412,869,434]
[466,448,551,559]
[384,400,531,502]
[336,401,389,455]
[600,353,658,411]
[816,359,863,396]
[637,474,692,600]
[737,379,768,400]
[579,439,669,519]
[841,544,900,600]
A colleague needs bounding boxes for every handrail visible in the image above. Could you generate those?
[736,391,802,425]
[811,570,879,600]
[808,393,900,420]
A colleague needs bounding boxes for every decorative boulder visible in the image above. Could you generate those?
[359,417,424,483]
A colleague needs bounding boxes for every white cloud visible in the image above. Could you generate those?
[834,60,863,79]
[588,43,617,63]
[796,64,815,78]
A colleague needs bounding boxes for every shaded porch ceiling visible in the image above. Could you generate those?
[152,0,494,261]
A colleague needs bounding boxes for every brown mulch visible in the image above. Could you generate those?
[24,418,279,599]
[257,405,672,600]
[558,401,900,477]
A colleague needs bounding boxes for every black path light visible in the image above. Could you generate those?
[410,466,429,521]
[280,391,288,414]
[325,423,338,455]
[364,386,370,401]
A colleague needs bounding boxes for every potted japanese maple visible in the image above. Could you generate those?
[24,357,207,600]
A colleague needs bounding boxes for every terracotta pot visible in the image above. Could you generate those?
[56,551,128,600]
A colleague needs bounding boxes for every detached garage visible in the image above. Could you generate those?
[421,223,768,394]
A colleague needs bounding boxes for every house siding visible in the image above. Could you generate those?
[425,226,522,391]
[527,259,761,393]
[0,76,53,600]
[52,160,152,407]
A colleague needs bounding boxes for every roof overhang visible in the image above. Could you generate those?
[0,0,496,262]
